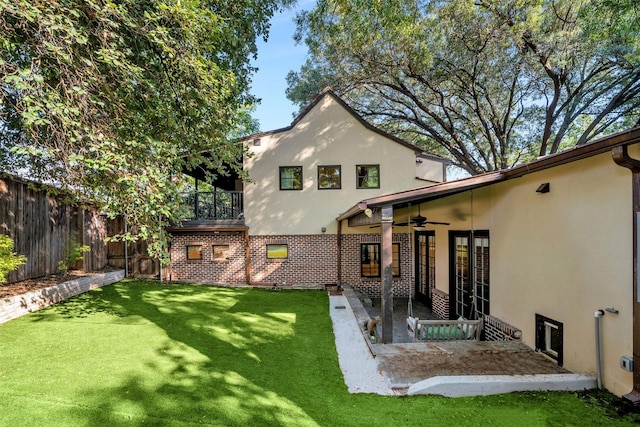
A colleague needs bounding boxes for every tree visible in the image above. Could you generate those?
[289,0,640,175]
[0,0,292,260]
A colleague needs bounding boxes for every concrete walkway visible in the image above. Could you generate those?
[329,293,394,395]
[328,286,597,397]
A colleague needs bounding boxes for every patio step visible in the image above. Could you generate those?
[407,374,597,397]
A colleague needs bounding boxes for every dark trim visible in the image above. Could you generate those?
[186,245,203,261]
[318,165,342,190]
[535,314,564,366]
[448,230,490,320]
[360,242,400,278]
[356,164,381,189]
[279,166,303,191]
[414,230,435,305]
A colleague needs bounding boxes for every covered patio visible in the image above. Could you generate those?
[333,284,594,396]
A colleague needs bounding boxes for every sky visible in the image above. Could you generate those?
[249,1,315,132]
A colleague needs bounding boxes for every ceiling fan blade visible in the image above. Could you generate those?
[424,221,450,225]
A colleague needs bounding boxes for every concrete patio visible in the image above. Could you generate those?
[330,285,596,397]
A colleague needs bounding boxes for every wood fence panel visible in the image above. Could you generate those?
[105,216,158,278]
[1,175,109,284]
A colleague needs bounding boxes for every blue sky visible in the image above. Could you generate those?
[250,1,315,132]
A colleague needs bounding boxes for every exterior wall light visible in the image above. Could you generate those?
[536,183,550,193]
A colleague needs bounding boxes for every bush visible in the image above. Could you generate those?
[0,235,26,284]
[58,237,90,276]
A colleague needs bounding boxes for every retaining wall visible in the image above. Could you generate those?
[0,270,125,324]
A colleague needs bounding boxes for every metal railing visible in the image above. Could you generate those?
[181,190,243,221]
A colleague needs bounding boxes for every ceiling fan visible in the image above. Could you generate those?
[369,205,450,227]
[395,205,450,226]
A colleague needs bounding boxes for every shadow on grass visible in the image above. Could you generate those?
[48,280,339,426]
[6,280,638,426]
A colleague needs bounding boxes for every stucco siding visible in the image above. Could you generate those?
[243,94,441,236]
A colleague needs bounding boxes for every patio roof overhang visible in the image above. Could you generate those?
[337,126,640,224]
[336,172,505,223]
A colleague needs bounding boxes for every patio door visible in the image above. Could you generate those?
[449,231,490,320]
[414,231,435,306]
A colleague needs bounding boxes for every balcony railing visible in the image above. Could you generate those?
[181,190,243,221]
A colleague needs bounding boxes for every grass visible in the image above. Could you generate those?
[0,279,638,426]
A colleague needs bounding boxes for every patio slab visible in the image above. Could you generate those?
[333,285,596,397]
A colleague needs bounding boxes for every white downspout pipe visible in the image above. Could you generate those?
[594,309,605,389]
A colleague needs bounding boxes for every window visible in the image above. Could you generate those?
[356,165,380,189]
[318,165,341,189]
[266,244,288,259]
[361,243,400,277]
[186,245,202,260]
[212,244,230,261]
[280,166,302,190]
[535,314,563,365]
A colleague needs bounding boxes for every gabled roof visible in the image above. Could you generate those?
[240,87,449,163]
[337,126,640,221]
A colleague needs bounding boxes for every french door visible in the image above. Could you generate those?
[449,231,490,320]
[415,231,435,306]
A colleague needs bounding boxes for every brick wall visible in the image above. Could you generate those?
[170,233,247,285]
[249,234,337,288]
[169,231,415,296]
[432,288,449,319]
[340,233,413,298]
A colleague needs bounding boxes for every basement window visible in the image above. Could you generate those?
[212,244,230,261]
[266,244,288,259]
[186,245,203,261]
[535,314,563,366]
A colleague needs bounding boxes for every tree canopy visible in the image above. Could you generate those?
[1,0,292,259]
[288,0,640,175]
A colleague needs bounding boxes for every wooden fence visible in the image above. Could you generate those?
[1,174,160,284]
[0,175,108,283]
[107,216,159,278]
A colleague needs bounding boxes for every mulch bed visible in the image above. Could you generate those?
[0,271,113,299]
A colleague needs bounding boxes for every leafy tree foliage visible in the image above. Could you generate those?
[0,235,25,284]
[0,0,292,260]
[289,0,640,174]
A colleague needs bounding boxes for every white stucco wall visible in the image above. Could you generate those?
[341,144,637,396]
[243,93,444,235]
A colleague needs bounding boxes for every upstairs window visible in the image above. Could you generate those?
[318,165,341,189]
[280,166,302,190]
[356,165,380,189]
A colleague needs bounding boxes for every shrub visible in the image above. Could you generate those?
[58,237,90,276]
[0,235,26,284]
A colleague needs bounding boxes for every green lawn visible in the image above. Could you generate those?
[0,280,637,426]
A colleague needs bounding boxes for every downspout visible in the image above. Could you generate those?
[612,144,640,403]
[336,219,342,286]
[595,309,605,389]
[245,227,251,285]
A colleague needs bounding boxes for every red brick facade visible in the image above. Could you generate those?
[170,233,247,285]
[339,233,413,298]
[168,231,415,297]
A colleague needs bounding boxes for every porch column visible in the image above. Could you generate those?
[381,204,394,344]
[612,144,640,404]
